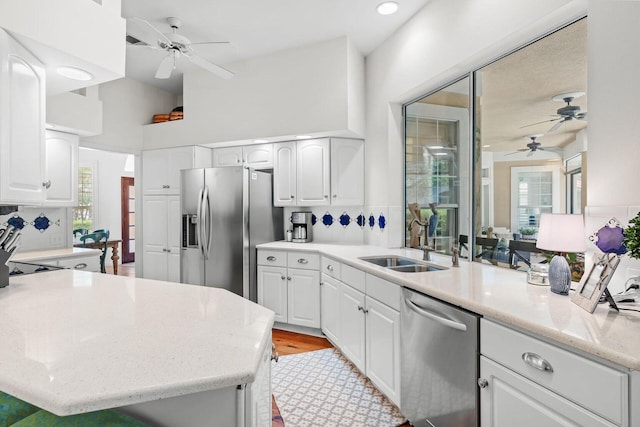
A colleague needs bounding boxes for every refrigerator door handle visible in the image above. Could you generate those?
[203,185,212,260]
[197,187,204,258]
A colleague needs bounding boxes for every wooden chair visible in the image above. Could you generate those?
[80,230,109,273]
[458,234,469,258]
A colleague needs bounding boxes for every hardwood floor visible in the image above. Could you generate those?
[272,328,333,356]
[105,263,135,277]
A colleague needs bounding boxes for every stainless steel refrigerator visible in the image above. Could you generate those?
[180,167,283,301]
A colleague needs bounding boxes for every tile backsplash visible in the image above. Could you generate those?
[0,207,69,253]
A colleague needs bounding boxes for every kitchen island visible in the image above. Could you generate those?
[0,270,274,426]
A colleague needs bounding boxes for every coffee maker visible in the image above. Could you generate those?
[291,211,313,243]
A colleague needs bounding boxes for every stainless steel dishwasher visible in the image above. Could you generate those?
[400,287,479,427]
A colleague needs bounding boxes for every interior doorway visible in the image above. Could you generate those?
[121,177,135,263]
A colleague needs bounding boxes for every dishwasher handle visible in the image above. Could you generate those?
[405,298,468,332]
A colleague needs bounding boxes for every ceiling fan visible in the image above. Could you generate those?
[126,17,234,80]
[520,92,587,133]
[506,135,562,157]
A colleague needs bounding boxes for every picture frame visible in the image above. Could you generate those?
[571,253,620,313]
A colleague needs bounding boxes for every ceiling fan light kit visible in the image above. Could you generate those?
[127,16,234,80]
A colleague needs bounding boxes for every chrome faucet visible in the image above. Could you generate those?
[421,245,435,261]
[452,247,460,267]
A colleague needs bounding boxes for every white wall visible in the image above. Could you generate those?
[143,36,365,149]
[46,87,103,136]
[82,78,178,153]
[364,0,587,247]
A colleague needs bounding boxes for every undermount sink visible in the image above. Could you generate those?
[358,255,445,273]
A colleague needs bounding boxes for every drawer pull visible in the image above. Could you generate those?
[74,263,88,270]
[477,378,489,389]
[326,265,334,271]
[522,352,554,373]
[266,256,277,262]
[297,258,308,264]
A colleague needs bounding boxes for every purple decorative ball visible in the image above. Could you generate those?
[596,225,626,255]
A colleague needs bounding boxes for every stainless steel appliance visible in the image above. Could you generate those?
[401,287,479,427]
[291,211,312,243]
[180,167,283,301]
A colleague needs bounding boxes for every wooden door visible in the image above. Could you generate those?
[121,177,135,263]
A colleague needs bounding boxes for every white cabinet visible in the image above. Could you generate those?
[142,146,211,195]
[273,138,363,207]
[365,295,401,405]
[213,144,273,169]
[319,259,401,406]
[480,319,628,427]
[0,29,46,205]
[273,142,297,206]
[142,195,181,282]
[257,250,320,328]
[330,138,364,206]
[43,130,78,206]
[296,138,331,206]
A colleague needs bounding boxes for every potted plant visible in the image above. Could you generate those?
[518,227,537,240]
[623,212,640,260]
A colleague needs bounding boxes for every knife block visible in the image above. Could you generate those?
[1,248,13,288]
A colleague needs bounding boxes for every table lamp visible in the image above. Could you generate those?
[536,213,586,295]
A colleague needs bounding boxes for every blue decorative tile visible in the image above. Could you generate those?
[7,215,26,230]
[589,217,626,255]
[356,213,366,228]
[322,212,334,227]
[32,214,51,232]
[378,213,387,230]
[339,212,351,227]
[368,213,375,229]
[311,214,317,226]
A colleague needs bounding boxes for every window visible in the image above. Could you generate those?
[73,166,95,230]
[510,166,561,233]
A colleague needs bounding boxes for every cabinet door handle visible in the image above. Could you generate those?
[287,276,291,281]
[271,352,279,363]
[324,195,328,198]
[333,194,337,198]
[166,248,171,253]
[522,352,554,373]
[326,265,334,271]
[358,306,368,313]
[266,256,277,262]
[477,378,489,389]
[42,180,52,189]
[290,195,295,200]
[297,258,308,264]
[73,263,88,270]
[280,275,286,280]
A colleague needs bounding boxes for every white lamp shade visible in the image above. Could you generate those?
[536,213,586,253]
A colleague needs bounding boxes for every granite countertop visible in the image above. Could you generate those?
[0,271,274,415]
[258,241,640,371]
[12,247,101,262]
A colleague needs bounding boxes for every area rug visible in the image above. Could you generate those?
[272,348,407,427]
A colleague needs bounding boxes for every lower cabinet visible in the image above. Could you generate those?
[257,250,320,328]
[142,195,181,282]
[479,319,628,427]
[321,263,401,407]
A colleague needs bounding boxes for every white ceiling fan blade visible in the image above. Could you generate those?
[547,118,568,133]
[155,53,175,79]
[127,17,173,48]
[190,41,231,46]
[520,117,561,129]
[188,54,234,80]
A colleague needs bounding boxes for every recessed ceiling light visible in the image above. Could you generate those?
[56,66,94,81]
[253,139,269,143]
[377,1,399,15]
[296,135,312,140]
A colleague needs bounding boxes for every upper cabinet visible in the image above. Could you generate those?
[43,130,78,207]
[273,138,363,207]
[0,29,46,205]
[142,146,212,195]
[212,144,273,169]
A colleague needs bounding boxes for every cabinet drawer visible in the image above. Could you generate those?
[257,250,287,267]
[365,274,401,311]
[287,252,319,270]
[57,255,100,272]
[321,256,341,279]
[481,319,628,426]
[342,263,365,293]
